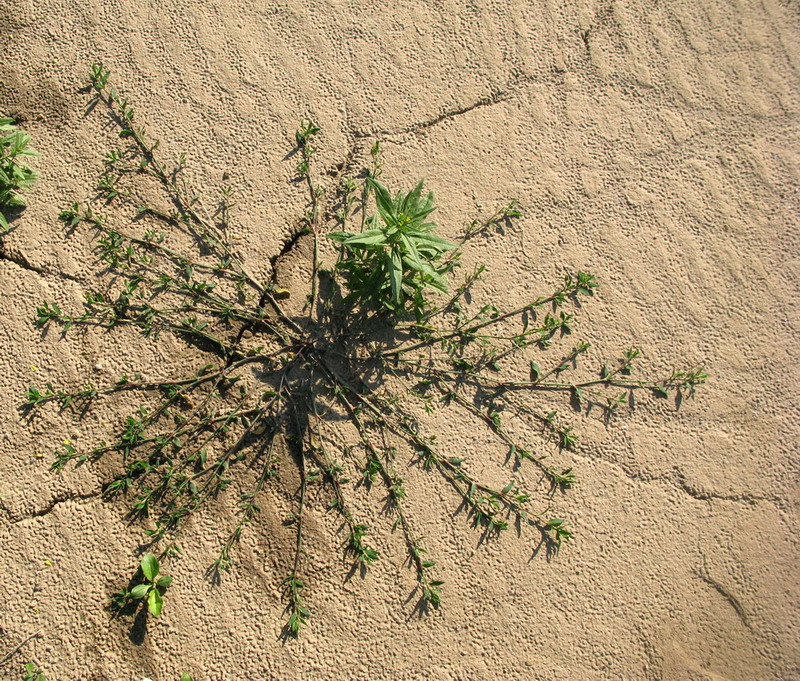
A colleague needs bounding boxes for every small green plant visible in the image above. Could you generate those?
[0,117,38,233]
[112,553,172,618]
[26,64,706,637]
[544,518,572,547]
[21,663,46,681]
[329,177,458,318]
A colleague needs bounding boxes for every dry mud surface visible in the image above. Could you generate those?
[1,1,799,680]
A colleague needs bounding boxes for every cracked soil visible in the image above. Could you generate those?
[1,1,798,680]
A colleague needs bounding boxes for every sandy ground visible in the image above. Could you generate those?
[1,0,799,679]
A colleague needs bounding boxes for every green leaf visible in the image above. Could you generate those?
[156,574,173,588]
[140,553,159,581]
[399,234,435,275]
[400,180,423,213]
[367,177,395,222]
[419,269,449,292]
[130,583,150,599]
[340,229,387,247]
[530,361,541,382]
[148,587,163,617]
[327,231,350,244]
[389,248,402,306]
[180,675,194,681]
[409,231,457,251]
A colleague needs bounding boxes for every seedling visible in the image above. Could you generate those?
[112,553,172,618]
[27,65,706,636]
[21,663,46,681]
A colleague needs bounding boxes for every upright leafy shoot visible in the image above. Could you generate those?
[330,177,457,318]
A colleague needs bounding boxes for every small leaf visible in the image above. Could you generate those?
[389,247,403,306]
[288,612,302,634]
[148,588,163,617]
[156,574,173,588]
[130,583,150,600]
[140,553,159,581]
[530,361,541,382]
[367,177,395,222]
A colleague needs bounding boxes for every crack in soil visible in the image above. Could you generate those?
[573,446,785,509]
[695,557,751,630]
[0,244,83,284]
[672,471,780,507]
[270,137,360,284]
[354,71,559,139]
[7,489,103,524]
[268,222,309,286]
[270,68,555,277]
[357,90,509,139]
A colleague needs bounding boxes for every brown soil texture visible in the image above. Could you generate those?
[1,1,798,680]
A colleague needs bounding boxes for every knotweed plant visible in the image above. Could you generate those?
[25,65,706,637]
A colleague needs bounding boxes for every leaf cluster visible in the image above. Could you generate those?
[329,177,457,318]
[21,663,46,681]
[0,118,38,232]
[112,553,172,618]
